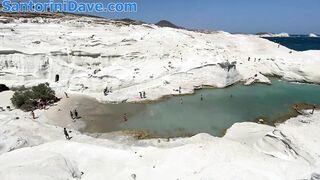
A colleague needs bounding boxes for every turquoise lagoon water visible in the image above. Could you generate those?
[81,79,320,137]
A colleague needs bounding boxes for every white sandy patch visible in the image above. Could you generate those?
[0,91,13,107]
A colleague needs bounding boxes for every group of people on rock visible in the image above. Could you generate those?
[0,106,11,112]
[70,109,79,120]
[248,57,262,62]
[139,91,146,99]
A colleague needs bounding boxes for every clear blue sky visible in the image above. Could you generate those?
[81,0,319,34]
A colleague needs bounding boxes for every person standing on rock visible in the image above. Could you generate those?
[143,91,146,99]
[64,128,71,140]
[103,88,108,96]
[74,109,78,119]
[311,105,316,114]
[70,111,74,119]
[139,92,142,99]
[64,92,69,98]
[31,110,35,119]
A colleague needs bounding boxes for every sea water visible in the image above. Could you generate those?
[264,37,320,51]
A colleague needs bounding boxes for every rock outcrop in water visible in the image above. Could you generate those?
[309,33,318,37]
[258,32,290,37]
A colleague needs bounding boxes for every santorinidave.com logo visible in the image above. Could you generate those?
[0,0,137,13]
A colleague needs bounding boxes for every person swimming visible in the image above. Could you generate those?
[123,113,128,122]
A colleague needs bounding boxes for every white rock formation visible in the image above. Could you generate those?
[309,33,318,37]
[0,13,319,103]
[1,13,320,180]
